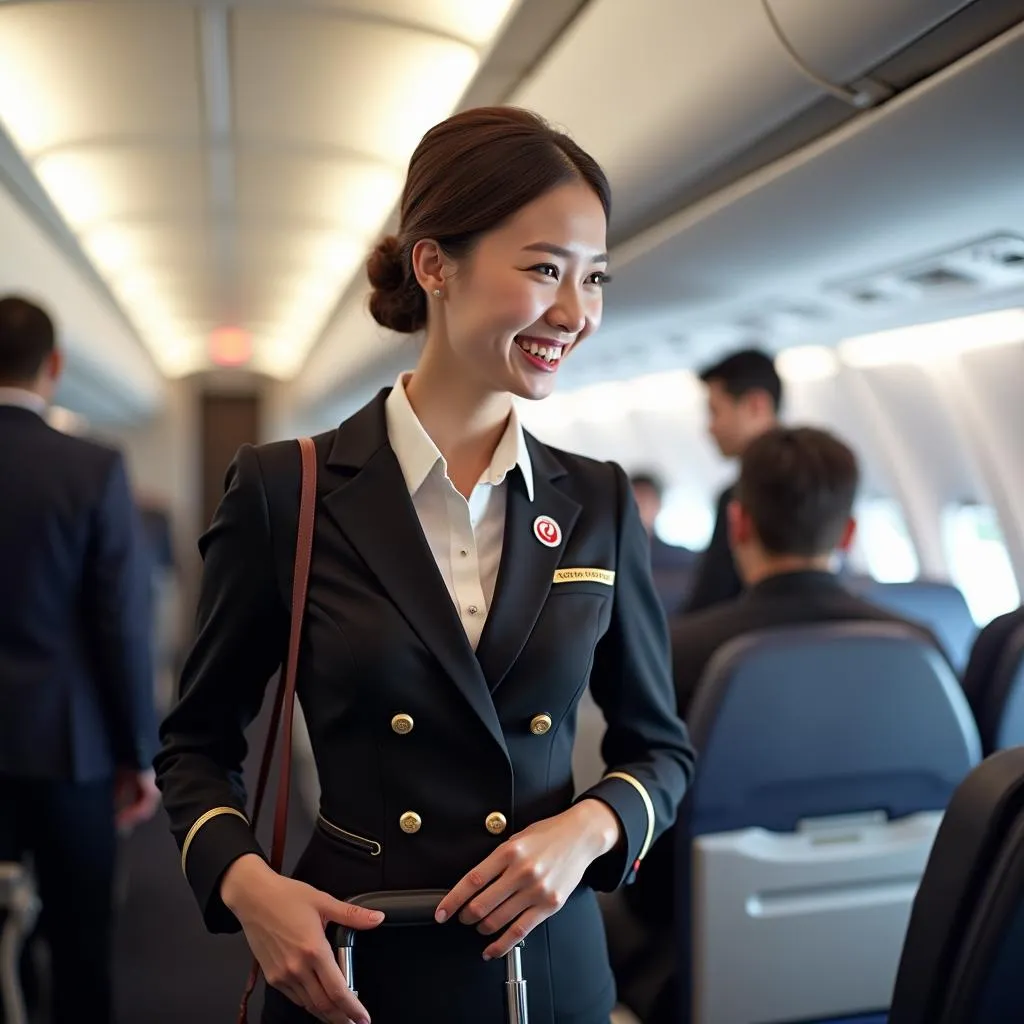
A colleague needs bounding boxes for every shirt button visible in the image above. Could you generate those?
[460,549,468,557]
[467,605,479,616]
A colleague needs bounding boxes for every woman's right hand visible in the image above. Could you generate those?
[221,854,384,1024]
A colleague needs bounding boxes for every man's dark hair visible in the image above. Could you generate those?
[735,426,859,556]
[699,347,782,412]
[629,471,664,498]
[0,296,56,384]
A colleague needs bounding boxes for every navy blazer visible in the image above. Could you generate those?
[0,405,156,781]
[155,390,695,1024]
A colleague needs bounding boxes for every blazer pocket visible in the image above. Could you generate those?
[316,812,382,857]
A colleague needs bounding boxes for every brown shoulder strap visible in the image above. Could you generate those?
[238,436,317,1022]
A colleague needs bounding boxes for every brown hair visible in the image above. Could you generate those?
[736,426,859,556]
[0,295,56,384]
[367,106,610,334]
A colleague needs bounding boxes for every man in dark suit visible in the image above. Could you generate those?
[683,348,782,614]
[0,296,160,1023]
[629,471,698,613]
[671,425,942,716]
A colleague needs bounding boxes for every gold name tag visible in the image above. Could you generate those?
[553,568,616,585]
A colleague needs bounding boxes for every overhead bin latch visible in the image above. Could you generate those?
[761,0,896,110]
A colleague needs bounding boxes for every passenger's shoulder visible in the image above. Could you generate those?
[671,601,745,650]
[46,429,123,476]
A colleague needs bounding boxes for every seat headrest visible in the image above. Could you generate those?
[687,621,980,835]
[855,580,978,671]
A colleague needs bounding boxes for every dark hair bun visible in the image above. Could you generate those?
[367,235,426,334]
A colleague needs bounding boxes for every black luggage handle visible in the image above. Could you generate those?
[330,888,447,949]
[328,888,528,1023]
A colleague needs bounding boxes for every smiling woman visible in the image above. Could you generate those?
[367,107,611,367]
[154,104,695,1024]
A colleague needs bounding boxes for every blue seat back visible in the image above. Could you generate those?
[686,621,981,836]
[670,622,980,1023]
[851,579,978,673]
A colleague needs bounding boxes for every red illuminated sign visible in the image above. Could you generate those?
[209,327,252,367]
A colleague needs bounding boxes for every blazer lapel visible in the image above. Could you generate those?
[476,439,581,693]
[319,393,507,756]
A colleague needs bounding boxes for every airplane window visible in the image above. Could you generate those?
[942,504,1021,625]
[655,485,715,550]
[853,498,920,583]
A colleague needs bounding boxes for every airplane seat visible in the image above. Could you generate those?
[849,579,978,673]
[975,623,1024,753]
[678,621,981,1024]
[888,747,1024,1024]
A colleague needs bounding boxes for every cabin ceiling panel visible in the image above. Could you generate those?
[233,152,403,235]
[82,224,217,278]
[223,0,514,46]
[35,148,208,229]
[232,11,479,164]
[0,4,202,154]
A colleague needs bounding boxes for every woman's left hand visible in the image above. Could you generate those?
[434,799,622,960]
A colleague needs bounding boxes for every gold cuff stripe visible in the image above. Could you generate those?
[603,771,656,862]
[181,807,249,876]
[553,568,616,585]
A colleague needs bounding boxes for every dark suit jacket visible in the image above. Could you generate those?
[681,484,743,614]
[0,404,156,781]
[154,390,696,1024]
[626,570,943,928]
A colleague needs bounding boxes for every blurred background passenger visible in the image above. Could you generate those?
[0,295,161,1024]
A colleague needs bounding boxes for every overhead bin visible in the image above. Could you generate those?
[511,0,839,239]
[510,0,1003,244]
[764,0,976,86]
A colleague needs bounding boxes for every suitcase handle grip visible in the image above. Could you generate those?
[330,889,448,949]
[329,888,528,1021]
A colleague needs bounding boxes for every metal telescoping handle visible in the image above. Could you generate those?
[0,865,41,1024]
[330,889,527,1021]
[505,941,528,1024]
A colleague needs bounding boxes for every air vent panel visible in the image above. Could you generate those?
[829,233,1024,308]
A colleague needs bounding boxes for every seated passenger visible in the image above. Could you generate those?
[630,471,698,612]
[613,426,948,982]
[669,425,944,717]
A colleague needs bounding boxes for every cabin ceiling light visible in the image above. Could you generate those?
[840,308,1024,367]
[776,345,840,381]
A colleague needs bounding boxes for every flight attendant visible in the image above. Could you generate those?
[154,106,695,1024]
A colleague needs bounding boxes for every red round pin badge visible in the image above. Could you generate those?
[533,515,561,548]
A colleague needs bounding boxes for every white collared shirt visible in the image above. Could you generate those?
[384,373,534,650]
[0,387,46,415]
